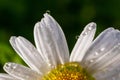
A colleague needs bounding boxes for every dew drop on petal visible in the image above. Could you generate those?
[82,32,88,36]
[94,52,99,56]
[82,22,96,37]
[46,10,51,14]
[89,59,94,63]
[100,47,105,52]
[75,35,80,39]
[5,63,17,70]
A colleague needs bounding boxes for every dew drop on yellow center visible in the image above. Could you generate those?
[42,62,95,80]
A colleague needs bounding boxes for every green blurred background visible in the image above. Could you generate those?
[0,0,120,72]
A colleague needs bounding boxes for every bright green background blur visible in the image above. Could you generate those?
[0,0,120,72]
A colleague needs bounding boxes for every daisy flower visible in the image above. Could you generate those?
[0,13,120,80]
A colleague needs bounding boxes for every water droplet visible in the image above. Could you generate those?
[82,23,96,36]
[94,52,99,56]
[86,22,96,31]
[88,26,93,31]
[118,43,120,46]
[5,63,11,68]
[83,62,87,65]
[82,32,88,36]
[5,63,16,70]
[90,59,94,63]
[48,63,52,67]
[75,35,80,39]
[113,43,120,49]
[12,64,17,69]
[46,10,51,14]
[48,63,55,69]
[100,47,105,51]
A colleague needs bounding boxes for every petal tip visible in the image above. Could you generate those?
[9,36,16,41]
[43,13,50,17]
[3,62,15,72]
[9,36,17,46]
[87,22,96,30]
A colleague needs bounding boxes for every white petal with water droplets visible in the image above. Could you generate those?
[0,73,18,80]
[34,13,69,68]
[70,22,96,62]
[94,59,120,80]
[9,36,50,74]
[104,73,120,80]
[81,28,120,75]
[4,62,41,80]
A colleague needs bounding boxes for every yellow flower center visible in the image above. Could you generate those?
[42,62,95,80]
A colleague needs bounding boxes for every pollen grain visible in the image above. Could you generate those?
[42,62,95,80]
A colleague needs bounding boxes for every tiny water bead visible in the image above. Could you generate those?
[82,22,96,36]
[42,62,95,80]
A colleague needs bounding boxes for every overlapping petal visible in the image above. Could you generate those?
[34,13,69,68]
[80,28,120,79]
[4,63,41,80]
[10,36,49,74]
[0,73,18,80]
[70,22,96,62]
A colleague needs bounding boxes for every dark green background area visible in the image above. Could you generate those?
[0,0,120,72]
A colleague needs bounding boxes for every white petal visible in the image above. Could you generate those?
[70,22,96,62]
[81,28,120,74]
[94,60,120,80]
[4,62,41,80]
[9,36,50,74]
[0,73,18,80]
[105,73,120,80]
[34,13,69,67]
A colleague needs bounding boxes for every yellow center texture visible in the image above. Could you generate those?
[42,62,95,80]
